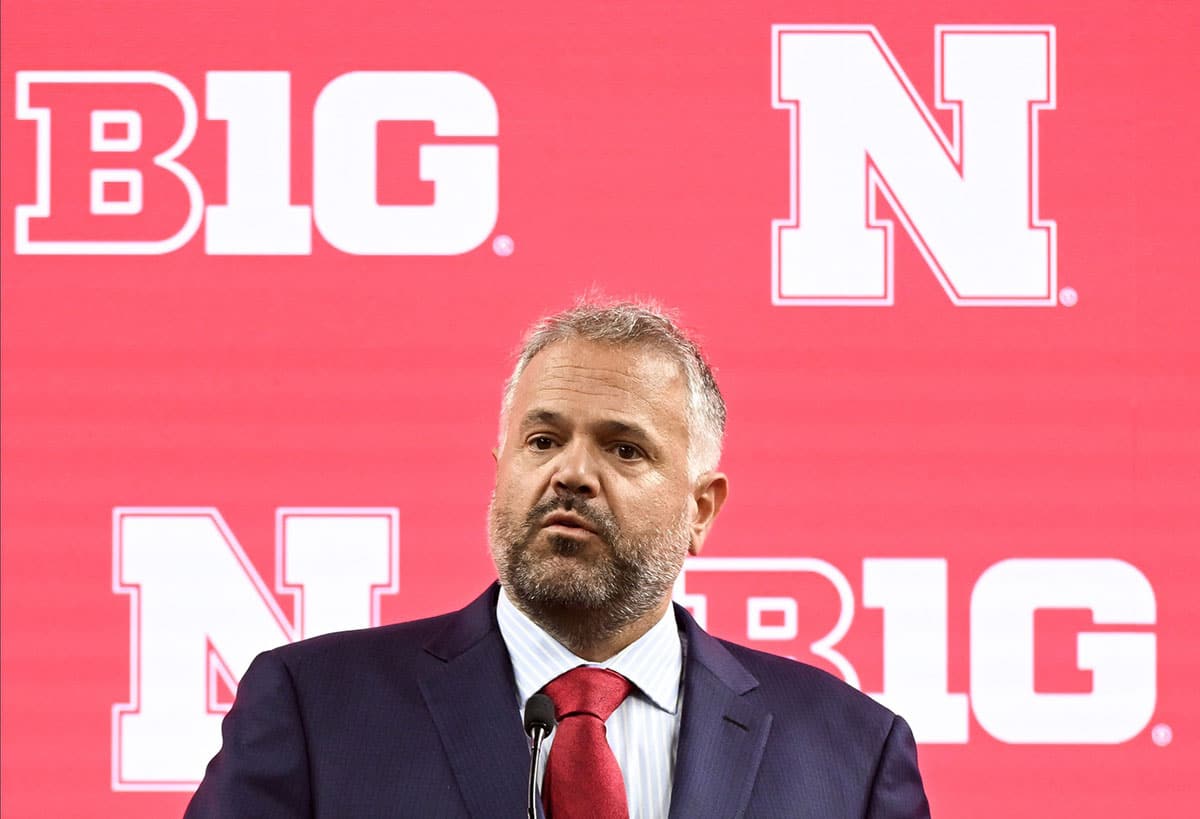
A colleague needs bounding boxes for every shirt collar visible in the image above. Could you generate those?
[497,585,682,715]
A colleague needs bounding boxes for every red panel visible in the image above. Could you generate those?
[2,1,1196,816]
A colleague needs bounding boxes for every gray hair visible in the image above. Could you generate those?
[500,299,726,478]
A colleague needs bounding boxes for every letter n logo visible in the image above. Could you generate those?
[111,507,399,790]
[772,26,1057,306]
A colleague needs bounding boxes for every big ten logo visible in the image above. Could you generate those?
[111,508,399,790]
[675,557,1157,745]
[771,26,1057,305]
[14,71,498,255]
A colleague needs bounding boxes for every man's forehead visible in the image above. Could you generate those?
[511,339,688,420]
[520,338,685,388]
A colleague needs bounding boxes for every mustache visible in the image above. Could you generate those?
[523,494,618,543]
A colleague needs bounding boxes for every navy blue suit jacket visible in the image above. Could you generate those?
[186,585,929,817]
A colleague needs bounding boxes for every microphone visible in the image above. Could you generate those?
[523,693,556,819]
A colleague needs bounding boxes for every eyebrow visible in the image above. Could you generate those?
[520,409,566,429]
[594,419,653,443]
[520,409,655,444]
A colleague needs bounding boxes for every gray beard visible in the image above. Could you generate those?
[488,492,690,650]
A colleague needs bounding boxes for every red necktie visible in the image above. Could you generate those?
[542,667,633,819]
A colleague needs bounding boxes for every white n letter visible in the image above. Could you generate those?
[112,507,398,790]
[772,26,1056,305]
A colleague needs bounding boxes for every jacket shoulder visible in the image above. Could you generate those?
[264,610,459,678]
[717,637,896,729]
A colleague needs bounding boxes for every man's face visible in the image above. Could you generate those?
[488,338,701,636]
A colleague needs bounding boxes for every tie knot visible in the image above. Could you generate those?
[543,667,633,722]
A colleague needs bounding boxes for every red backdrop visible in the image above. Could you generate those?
[2,1,1197,816]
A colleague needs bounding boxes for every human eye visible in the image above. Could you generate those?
[612,443,645,461]
[527,435,558,451]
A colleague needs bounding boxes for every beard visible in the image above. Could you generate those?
[488,490,691,648]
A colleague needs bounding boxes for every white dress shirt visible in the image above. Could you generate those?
[496,587,684,819]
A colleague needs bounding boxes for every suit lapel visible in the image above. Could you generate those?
[419,586,530,819]
[668,608,772,819]
[418,590,771,818]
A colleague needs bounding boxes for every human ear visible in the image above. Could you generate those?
[688,471,728,556]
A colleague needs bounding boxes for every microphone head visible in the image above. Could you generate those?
[523,693,557,738]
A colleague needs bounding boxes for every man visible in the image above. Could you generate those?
[186,301,930,818]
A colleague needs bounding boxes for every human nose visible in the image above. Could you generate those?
[551,438,599,499]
